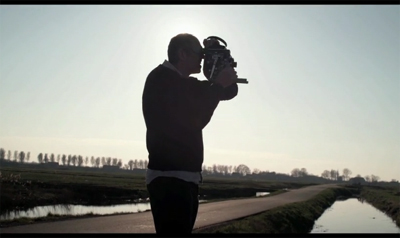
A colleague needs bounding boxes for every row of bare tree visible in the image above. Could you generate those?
[0,149,30,163]
[0,148,252,173]
[291,167,381,182]
[201,164,252,176]
[0,148,385,182]
[291,168,352,181]
[0,148,152,170]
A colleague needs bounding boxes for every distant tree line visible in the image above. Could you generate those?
[0,148,387,183]
[291,167,353,181]
[201,164,252,176]
[0,148,30,164]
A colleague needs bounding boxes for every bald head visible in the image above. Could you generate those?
[167,33,202,64]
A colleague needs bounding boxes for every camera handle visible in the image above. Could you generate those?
[205,36,227,47]
[235,78,248,84]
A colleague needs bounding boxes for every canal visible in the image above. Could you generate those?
[0,192,271,221]
[311,198,400,233]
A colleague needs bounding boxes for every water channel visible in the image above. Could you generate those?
[0,200,213,221]
[310,198,400,233]
[1,193,272,221]
[0,202,152,221]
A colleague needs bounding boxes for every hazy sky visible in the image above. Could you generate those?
[1,5,399,181]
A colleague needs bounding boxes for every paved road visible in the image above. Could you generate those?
[1,184,339,233]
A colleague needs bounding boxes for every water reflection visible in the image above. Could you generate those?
[311,198,400,233]
[0,203,152,221]
[256,192,270,197]
[1,200,208,221]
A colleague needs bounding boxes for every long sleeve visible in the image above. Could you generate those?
[143,65,225,172]
[143,68,225,133]
[161,77,224,131]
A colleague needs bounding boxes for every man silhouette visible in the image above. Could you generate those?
[142,33,238,234]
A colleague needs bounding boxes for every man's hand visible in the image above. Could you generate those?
[214,66,238,88]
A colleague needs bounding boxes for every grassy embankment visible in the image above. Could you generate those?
[194,186,358,233]
[360,185,400,227]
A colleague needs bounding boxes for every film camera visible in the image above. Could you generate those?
[202,36,248,84]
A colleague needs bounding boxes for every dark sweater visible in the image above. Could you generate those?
[142,64,238,172]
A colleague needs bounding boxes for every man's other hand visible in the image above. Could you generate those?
[214,67,237,88]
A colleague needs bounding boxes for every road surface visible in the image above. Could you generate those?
[1,183,339,233]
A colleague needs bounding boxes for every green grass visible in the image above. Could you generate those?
[0,166,146,190]
[360,185,400,227]
[201,176,314,189]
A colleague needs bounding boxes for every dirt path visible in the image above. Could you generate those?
[0,183,339,233]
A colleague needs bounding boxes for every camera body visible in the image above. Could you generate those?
[202,36,248,84]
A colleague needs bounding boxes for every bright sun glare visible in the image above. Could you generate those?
[165,15,207,42]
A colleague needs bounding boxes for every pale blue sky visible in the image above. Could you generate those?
[0,5,399,181]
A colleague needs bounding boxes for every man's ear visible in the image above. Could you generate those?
[178,48,188,61]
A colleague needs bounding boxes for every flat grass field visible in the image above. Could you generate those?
[1,166,147,190]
